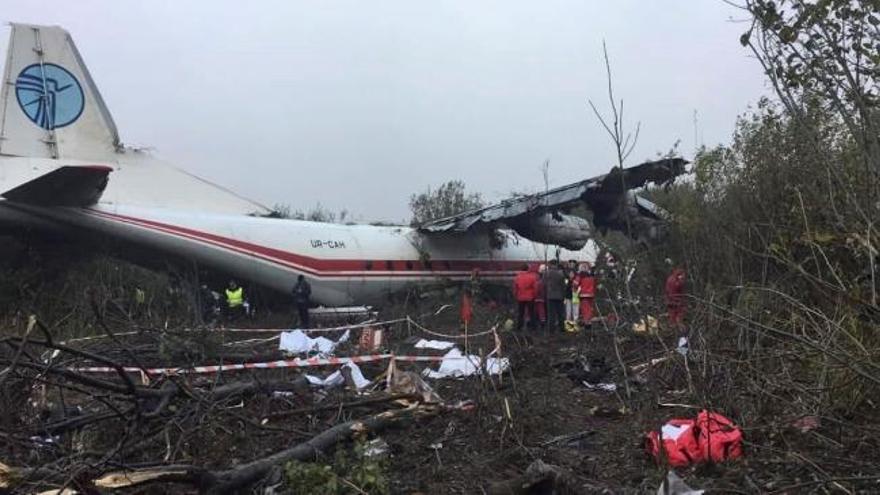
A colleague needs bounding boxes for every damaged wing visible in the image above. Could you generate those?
[417,158,687,248]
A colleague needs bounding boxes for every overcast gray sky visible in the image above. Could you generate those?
[2,1,767,222]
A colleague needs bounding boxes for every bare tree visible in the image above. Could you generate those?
[588,41,642,235]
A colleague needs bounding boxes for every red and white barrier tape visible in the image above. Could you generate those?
[71,353,471,376]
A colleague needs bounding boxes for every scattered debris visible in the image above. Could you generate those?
[630,355,672,373]
[362,438,390,459]
[555,354,612,386]
[656,471,704,495]
[676,336,689,356]
[388,362,442,403]
[632,315,659,333]
[582,381,617,392]
[647,411,743,467]
[305,362,371,390]
[414,339,456,350]
[421,348,509,379]
[358,327,384,352]
[279,329,351,354]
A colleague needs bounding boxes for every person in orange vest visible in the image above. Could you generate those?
[665,267,687,328]
[576,263,597,328]
[512,263,538,331]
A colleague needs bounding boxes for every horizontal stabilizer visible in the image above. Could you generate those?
[2,165,112,206]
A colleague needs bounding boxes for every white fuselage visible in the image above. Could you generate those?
[0,156,594,306]
[0,23,594,306]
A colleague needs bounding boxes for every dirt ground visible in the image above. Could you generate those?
[3,289,879,494]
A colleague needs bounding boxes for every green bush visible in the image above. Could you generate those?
[284,440,389,495]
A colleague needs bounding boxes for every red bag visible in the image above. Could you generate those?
[646,411,743,467]
[645,418,703,467]
[695,411,743,463]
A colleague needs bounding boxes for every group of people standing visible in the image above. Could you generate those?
[199,275,313,327]
[512,257,689,332]
[513,259,597,332]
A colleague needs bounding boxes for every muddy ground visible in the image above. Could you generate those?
[2,288,879,494]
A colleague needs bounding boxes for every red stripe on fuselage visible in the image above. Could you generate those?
[84,209,529,278]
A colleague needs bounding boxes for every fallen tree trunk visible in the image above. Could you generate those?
[205,404,438,493]
[1,404,439,493]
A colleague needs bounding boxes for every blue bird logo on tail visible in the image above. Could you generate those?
[15,63,84,130]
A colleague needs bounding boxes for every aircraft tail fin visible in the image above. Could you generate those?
[0,23,121,160]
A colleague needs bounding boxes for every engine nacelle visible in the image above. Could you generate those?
[510,213,591,250]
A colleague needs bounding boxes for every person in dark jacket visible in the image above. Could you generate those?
[292,275,312,328]
[512,264,538,331]
[199,284,220,323]
[544,260,567,332]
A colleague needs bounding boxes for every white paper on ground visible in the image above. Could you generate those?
[422,348,510,379]
[279,329,351,355]
[676,336,689,356]
[305,362,371,390]
[656,470,704,495]
[414,339,456,350]
[582,381,618,392]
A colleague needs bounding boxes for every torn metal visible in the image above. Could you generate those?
[417,158,687,244]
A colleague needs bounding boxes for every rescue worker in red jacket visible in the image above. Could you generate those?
[665,267,687,328]
[576,263,597,327]
[534,264,547,329]
[512,263,539,331]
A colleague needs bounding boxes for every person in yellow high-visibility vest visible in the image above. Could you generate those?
[224,280,245,320]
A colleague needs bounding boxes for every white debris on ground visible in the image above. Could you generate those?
[676,336,689,356]
[414,339,456,350]
[422,348,509,379]
[656,470,704,495]
[305,362,371,390]
[661,422,692,441]
[582,381,617,392]
[279,329,351,355]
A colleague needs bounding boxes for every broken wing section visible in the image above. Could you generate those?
[2,165,111,206]
[418,158,687,244]
[0,23,121,160]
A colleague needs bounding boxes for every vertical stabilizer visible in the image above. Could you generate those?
[0,23,121,160]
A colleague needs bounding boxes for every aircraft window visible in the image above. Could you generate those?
[386,260,394,271]
[405,261,414,270]
[365,260,373,270]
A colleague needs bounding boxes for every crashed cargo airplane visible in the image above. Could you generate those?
[0,23,686,306]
